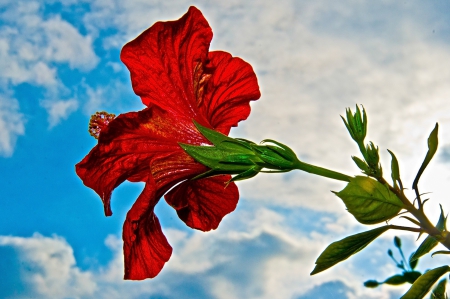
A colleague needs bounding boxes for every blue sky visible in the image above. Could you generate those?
[2,1,450,298]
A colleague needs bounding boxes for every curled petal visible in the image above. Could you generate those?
[120,6,212,120]
[201,51,261,134]
[165,175,239,231]
[123,176,172,280]
[75,107,205,216]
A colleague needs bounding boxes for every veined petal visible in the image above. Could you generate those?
[201,51,261,135]
[123,176,172,280]
[75,107,206,216]
[120,6,212,120]
[164,175,239,231]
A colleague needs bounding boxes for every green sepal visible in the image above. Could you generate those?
[181,121,302,182]
[179,143,255,173]
[401,266,450,299]
[193,120,238,147]
[387,149,401,188]
[352,156,370,174]
[310,226,390,275]
[412,123,439,191]
[430,278,447,299]
[229,166,262,183]
[410,205,447,263]
[333,176,404,224]
[431,251,450,258]
[404,271,423,284]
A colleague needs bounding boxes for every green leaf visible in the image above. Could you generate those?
[410,206,446,263]
[333,176,404,224]
[430,278,447,299]
[387,149,401,187]
[311,226,390,275]
[401,265,450,299]
[384,274,408,285]
[412,123,439,192]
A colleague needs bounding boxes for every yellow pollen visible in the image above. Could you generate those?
[88,111,116,139]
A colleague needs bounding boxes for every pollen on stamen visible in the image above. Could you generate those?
[88,111,116,139]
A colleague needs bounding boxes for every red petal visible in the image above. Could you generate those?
[123,176,172,280]
[75,107,206,216]
[120,6,212,122]
[164,176,239,231]
[201,51,261,135]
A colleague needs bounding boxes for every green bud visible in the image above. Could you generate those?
[341,105,367,144]
[365,142,382,177]
[364,280,379,288]
[394,236,402,248]
[366,142,379,165]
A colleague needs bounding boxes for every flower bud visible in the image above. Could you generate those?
[341,105,367,144]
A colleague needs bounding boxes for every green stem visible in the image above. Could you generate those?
[378,177,450,250]
[293,161,352,182]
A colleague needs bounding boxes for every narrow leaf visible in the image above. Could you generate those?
[412,123,439,191]
[410,206,446,263]
[387,149,401,186]
[430,278,446,299]
[409,254,419,270]
[311,226,390,275]
[401,266,450,299]
[333,176,404,224]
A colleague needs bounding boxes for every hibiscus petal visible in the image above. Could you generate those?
[201,51,261,135]
[164,176,239,231]
[75,107,205,216]
[123,176,172,280]
[120,6,212,120]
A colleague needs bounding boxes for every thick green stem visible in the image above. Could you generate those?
[293,161,352,182]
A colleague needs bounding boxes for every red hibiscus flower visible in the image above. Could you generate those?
[76,6,260,280]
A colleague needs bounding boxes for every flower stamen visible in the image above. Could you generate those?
[88,111,116,139]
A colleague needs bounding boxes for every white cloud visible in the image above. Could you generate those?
[0,216,440,299]
[2,208,434,299]
[0,1,98,80]
[41,98,79,128]
[0,0,100,154]
[0,233,96,298]
[0,96,25,157]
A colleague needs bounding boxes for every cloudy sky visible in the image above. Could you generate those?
[2,0,450,298]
